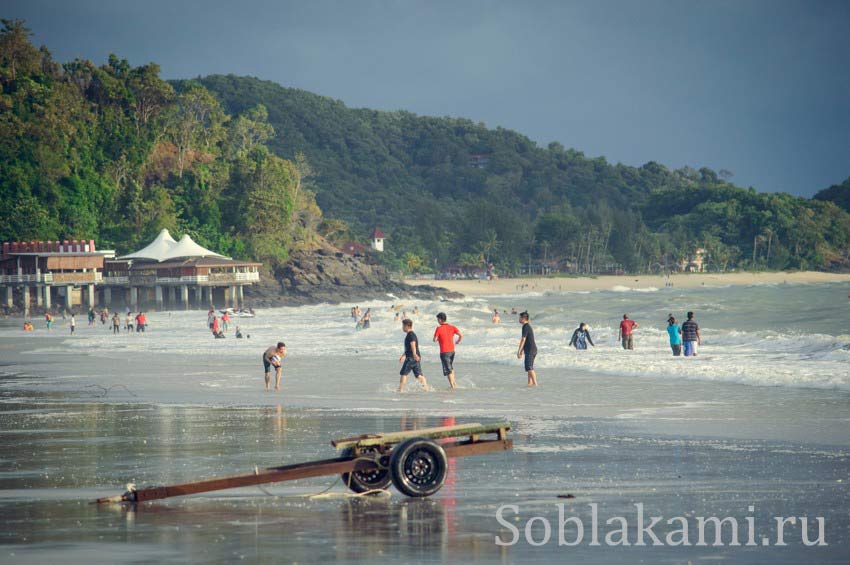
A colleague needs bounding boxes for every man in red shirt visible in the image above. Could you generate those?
[618,314,638,350]
[433,312,463,389]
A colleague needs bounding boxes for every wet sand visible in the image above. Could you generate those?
[1,336,848,562]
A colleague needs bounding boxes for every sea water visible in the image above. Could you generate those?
[11,281,848,391]
[1,282,848,562]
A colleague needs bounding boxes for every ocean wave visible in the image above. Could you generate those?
[610,285,660,293]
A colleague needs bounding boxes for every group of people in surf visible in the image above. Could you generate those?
[263,307,703,393]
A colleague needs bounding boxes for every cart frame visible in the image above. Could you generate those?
[97,421,512,503]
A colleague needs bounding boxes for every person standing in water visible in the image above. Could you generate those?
[569,323,595,350]
[262,342,286,391]
[517,311,538,387]
[682,311,701,356]
[433,312,463,389]
[667,315,682,356]
[398,319,428,393]
[136,312,146,332]
[618,314,638,350]
[69,314,76,334]
[111,313,121,335]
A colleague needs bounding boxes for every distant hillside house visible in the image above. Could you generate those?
[339,241,368,257]
[371,228,385,252]
[469,154,491,169]
[679,248,707,272]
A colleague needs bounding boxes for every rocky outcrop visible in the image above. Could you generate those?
[244,248,459,307]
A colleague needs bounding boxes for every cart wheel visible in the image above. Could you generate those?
[341,447,391,493]
[389,437,448,497]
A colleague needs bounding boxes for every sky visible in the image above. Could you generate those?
[5,0,850,197]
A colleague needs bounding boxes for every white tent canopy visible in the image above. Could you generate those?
[161,234,228,261]
[118,229,229,262]
[118,229,177,261]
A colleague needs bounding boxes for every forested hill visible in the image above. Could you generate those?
[814,177,850,215]
[0,21,324,270]
[195,74,850,273]
[1,18,848,275]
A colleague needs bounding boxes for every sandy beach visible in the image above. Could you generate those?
[1,283,848,561]
[406,271,850,297]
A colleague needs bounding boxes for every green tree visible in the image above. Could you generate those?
[242,148,297,266]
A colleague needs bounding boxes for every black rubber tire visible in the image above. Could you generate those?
[389,437,448,497]
[341,447,391,493]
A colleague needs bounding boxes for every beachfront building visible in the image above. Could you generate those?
[104,229,261,310]
[0,239,114,312]
[370,228,385,252]
[679,248,707,272]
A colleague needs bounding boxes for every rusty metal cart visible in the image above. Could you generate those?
[97,421,512,503]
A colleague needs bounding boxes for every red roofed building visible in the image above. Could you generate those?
[370,228,385,252]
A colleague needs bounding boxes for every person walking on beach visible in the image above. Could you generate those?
[618,314,638,350]
[262,342,287,391]
[69,314,76,334]
[125,312,133,333]
[667,315,682,356]
[569,323,595,350]
[45,312,53,331]
[682,311,701,356]
[111,313,121,335]
[433,312,463,389]
[88,308,95,326]
[399,319,428,393]
[517,311,538,387]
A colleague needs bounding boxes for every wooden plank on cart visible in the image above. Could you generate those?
[332,422,511,450]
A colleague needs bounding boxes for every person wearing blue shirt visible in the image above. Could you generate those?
[667,315,682,356]
[569,322,595,350]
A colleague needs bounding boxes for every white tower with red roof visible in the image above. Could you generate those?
[370,227,385,252]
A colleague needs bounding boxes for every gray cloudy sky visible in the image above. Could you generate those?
[5,0,849,196]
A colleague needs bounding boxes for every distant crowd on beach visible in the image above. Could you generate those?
[23,306,149,335]
[207,306,253,339]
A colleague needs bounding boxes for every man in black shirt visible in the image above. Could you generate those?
[517,311,538,387]
[398,319,428,393]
